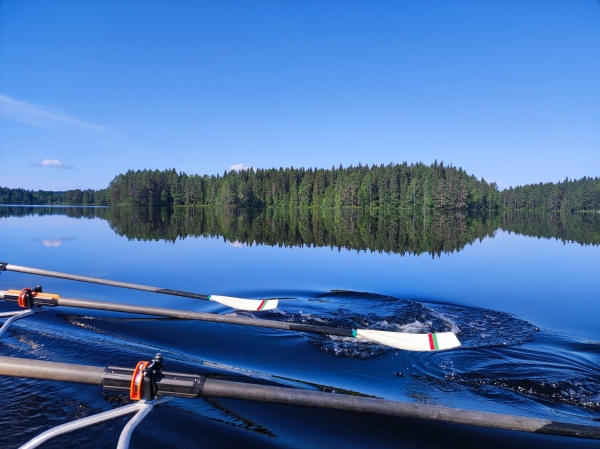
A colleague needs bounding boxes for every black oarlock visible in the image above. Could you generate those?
[101,356,205,400]
[142,353,163,400]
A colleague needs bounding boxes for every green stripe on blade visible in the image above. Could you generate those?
[432,333,439,350]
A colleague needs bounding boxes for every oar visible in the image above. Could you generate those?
[0,289,460,351]
[0,355,598,440]
[0,263,277,312]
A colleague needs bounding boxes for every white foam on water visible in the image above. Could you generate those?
[393,320,429,333]
[429,310,462,334]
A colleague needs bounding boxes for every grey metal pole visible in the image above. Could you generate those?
[57,296,354,337]
[202,378,600,439]
[1,263,209,300]
[0,355,104,385]
[0,356,598,439]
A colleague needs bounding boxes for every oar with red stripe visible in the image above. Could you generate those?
[0,288,460,352]
[0,263,277,312]
[353,329,460,351]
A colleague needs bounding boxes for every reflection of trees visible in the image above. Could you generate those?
[0,206,101,219]
[500,210,600,246]
[92,207,600,256]
[2,206,598,255]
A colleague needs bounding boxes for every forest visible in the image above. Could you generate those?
[0,187,95,205]
[1,162,599,211]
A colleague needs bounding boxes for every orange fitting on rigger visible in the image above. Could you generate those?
[130,361,150,400]
[18,288,34,308]
[6,289,60,308]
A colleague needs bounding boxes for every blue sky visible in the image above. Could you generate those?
[1,0,598,191]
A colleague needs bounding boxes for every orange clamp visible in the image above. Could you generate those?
[130,361,150,400]
[18,288,33,308]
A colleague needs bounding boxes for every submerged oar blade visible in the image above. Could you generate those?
[355,330,460,351]
[208,295,278,312]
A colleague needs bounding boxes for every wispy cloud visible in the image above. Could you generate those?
[230,163,252,172]
[30,159,77,170]
[0,94,107,131]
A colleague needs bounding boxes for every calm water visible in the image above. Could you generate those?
[0,206,599,448]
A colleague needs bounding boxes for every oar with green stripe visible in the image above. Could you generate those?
[0,263,277,312]
[354,329,458,351]
[0,288,461,352]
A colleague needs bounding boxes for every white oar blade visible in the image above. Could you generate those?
[355,330,460,351]
[208,295,278,312]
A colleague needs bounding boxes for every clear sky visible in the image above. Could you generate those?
[1,0,599,191]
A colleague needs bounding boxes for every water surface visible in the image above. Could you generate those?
[0,206,598,448]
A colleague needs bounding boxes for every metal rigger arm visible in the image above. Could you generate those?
[14,353,179,449]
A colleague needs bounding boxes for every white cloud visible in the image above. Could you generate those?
[30,159,77,170]
[230,163,252,172]
[0,94,107,131]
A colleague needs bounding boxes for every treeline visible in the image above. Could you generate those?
[1,162,599,211]
[501,177,600,211]
[0,187,96,205]
[99,162,500,209]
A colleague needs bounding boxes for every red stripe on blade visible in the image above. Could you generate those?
[428,334,435,350]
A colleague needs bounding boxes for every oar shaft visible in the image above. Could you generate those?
[0,355,103,385]
[0,291,354,338]
[0,356,597,439]
[57,297,353,337]
[202,379,598,439]
[1,263,209,300]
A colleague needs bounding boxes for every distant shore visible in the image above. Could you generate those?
[1,162,599,212]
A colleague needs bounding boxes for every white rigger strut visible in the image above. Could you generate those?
[19,397,173,449]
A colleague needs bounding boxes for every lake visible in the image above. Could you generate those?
[0,206,599,448]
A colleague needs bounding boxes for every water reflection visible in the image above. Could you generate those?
[30,238,78,247]
[1,206,598,256]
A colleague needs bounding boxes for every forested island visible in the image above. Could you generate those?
[1,162,599,211]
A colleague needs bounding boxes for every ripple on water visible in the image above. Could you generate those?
[238,290,538,357]
[236,290,600,419]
